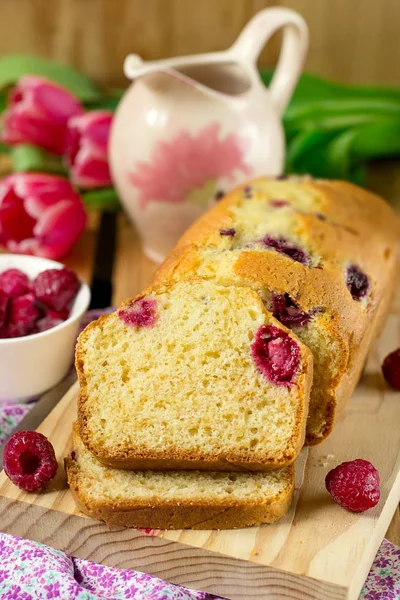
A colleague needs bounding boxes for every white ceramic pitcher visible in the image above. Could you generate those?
[109,7,308,263]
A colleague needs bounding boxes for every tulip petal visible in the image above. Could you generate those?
[1,76,83,155]
[32,77,83,122]
[65,110,113,188]
[0,173,86,260]
[70,145,111,189]
[34,198,87,258]
[14,173,80,218]
[7,237,40,256]
[0,189,36,243]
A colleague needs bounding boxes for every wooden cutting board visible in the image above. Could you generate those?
[0,314,400,600]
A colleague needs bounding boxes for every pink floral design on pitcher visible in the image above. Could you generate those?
[128,122,251,208]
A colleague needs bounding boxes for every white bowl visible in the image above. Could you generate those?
[0,254,91,402]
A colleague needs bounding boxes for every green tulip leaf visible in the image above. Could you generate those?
[323,129,361,179]
[350,119,400,161]
[0,93,7,113]
[85,88,124,111]
[11,144,67,175]
[0,55,102,102]
[260,70,400,105]
[287,130,343,164]
[286,131,339,178]
[0,142,11,155]
[81,187,121,212]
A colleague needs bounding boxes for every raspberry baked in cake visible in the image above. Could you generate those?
[77,279,313,471]
[153,177,400,444]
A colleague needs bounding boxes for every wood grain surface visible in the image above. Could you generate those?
[0,0,398,87]
[0,313,400,599]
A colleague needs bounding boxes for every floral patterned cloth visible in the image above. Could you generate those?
[0,531,398,599]
[0,311,398,599]
[0,533,222,599]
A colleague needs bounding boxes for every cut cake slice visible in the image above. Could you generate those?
[77,279,313,472]
[65,426,295,530]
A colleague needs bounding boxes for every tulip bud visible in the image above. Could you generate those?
[65,110,113,189]
[1,76,83,155]
[0,173,87,259]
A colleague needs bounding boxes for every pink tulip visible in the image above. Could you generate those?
[65,110,113,189]
[0,173,87,259]
[1,76,83,155]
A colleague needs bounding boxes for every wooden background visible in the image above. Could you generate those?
[0,0,399,88]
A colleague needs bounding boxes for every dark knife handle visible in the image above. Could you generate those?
[89,211,117,309]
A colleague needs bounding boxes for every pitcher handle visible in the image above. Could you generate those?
[230,7,308,115]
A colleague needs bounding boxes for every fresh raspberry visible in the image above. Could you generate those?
[3,431,58,491]
[48,308,69,320]
[0,323,27,338]
[325,459,380,513]
[33,268,80,312]
[118,297,157,327]
[33,316,64,333]
[382,348,400,389]
[0,290,8,327]
[272,293,311,328]
[0,269,30,298]
[263,235,311,266]
[346,264,369,301]
[8,293,40,334]
[251,325,300,386]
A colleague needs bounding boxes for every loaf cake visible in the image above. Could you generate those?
[153,177,400,444]
[77,279,313,471]
[66,425,294,529]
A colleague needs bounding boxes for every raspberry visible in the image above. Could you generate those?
[0,269,30,298]
[272,293,311,328]
[243,185,253,198]
[346,264,369,300]
[0,290,8,327]
[325,459,380,513]
[118,297,157,328]
[3,431,58,491]
[219,228,236,237]
[0,323,27,338]
[33,316,64,333]
[33,268,80,312]
[251,325,300,386]
[382,348,400,389]
[263,235,310,266]
[8,293,40,334]
[47,308,70,321]
[270,199,289,208]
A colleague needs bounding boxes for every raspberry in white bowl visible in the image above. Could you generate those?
[0,267,81,339]
[0,254,90,401]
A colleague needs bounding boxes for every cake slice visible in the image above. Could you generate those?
[77,279,313,472]
[65,426,294,529]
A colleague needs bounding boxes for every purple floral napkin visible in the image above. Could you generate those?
[0,311,398,599]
